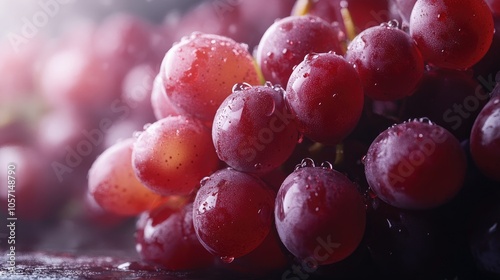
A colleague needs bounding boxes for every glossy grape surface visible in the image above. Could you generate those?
[212,83,299,174]
[192,168,276,261]
[345,25,424,101]
[286,52,364,144]
[132,116,220,196]
[364,119,467,209]
[409,0,494,70]
[275,162,366,265]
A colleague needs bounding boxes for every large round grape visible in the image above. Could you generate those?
[132,115,220,196]
[364,119,467,209]
[256,15,344,87]
[212,83,299,174]
[160,32,260,123]
[136,202,215,271]
[345,25,424,101]
[470,96,500,182]
[275,163,366,265]
[286,52,364,145]
[88,138,169,216]
[409,0,494,70]
[192,168,276,261]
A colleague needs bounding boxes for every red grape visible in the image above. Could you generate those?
[136,202,215,271]
[345,24,424,101]
[409,0,495,70]
[470,96,500,182]
[364,119,467,209]
[132,115,220,196]
[88,138,169,216]
[286,52,364,144]
[160,32,260,123]
[212,83,299,174]
[256,15,344,86]
[275,160,366,265]
[192,168,276,262]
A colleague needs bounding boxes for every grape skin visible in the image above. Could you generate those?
[88,138,168,216]
[470,96,500,182]
[286,52,364,144]
[345,25,424,101]
[364,120,467,209]
[275,165,366,265]
[192,168,276,261]
[409,0,495,70]
[132,115,220,196]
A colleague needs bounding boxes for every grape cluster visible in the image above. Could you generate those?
[2,0,500,278]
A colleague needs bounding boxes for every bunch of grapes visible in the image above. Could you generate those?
[2,0,500,278]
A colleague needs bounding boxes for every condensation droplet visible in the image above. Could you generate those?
[295,158,316,170]
[221,256,235,263]
[200,176,210,186]
[320,161,333,170]
[132,131,143,139]
[232,82,252,92]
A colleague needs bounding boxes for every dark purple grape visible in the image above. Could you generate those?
[275,160,366,265]
[470,96,500,182]
[364,119,467,209]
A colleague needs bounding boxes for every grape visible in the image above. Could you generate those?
[409,0,495,70]
[256,15,344,87]
[345,24,424,101]
[160,32,260,122]
[192,168,276,261]
[275,160,366,265]
[135,202,215,271]
[132,115,220,196]
[150,73,180,121]
[286,52,364,144]
[88,138,169,216]
[364,119,467,209]
[212,83,299,174]
[470,96,500,182]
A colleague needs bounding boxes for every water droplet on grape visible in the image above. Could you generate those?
[117,262,131,270]
[220,256,235,263]
[200,176,210,186]
[361,155,367,165]
[387,19,399,28]
[418,117,434,125]
[254,163,263,169]
[320,161,333,170]
[232,82,252,92]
